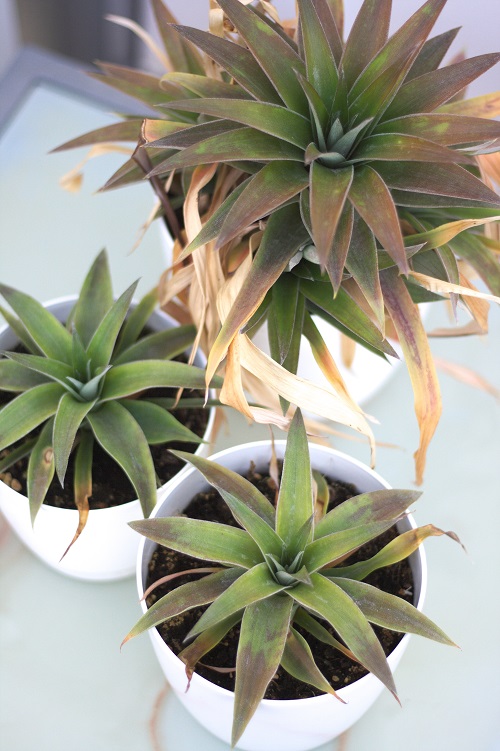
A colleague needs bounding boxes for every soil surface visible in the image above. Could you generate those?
[145,463,414,700]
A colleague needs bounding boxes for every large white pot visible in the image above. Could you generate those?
[136,441,426,751]
[0,297,215,582]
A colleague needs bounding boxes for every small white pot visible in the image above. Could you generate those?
[136,441,426,751]
[0,297,215,582]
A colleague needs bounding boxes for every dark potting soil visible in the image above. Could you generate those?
[0,379,209,511]
[145,464,414,700]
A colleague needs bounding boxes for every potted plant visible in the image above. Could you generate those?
[124,409,459,750]
[55,0,500,484]
[0,249,221,580]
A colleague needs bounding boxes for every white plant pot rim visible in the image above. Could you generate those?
[136,440,426,749]
[0,296,215,580]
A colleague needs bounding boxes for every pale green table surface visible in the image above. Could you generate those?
[1,49,499,751]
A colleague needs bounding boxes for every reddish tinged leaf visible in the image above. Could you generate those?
[165,98,312,149]
[206,203,308,385]
[406,27,460,81]
[335,579,457,646]
[381,267,441,484]
[162,72,252,100]
[376,162,500,206]
[150,0,205,75]
[216,161,309,249]
[171,25,282,104]
[310,0,343,65]
[341,0,391,88]
[291,574,398,699]
[384,53,500,119]
[298,0,338,103]
[178,612,242,686]
[148,128,303,177]
[350,0,448,100]
[325,204,353,295]
[348,59,411,123]
[375,113,500,146]
[232,596,293,747]
[346,215,384,330]
[353,134,472,165]
[53,120,144,152]
[282,628,345,700]
[89,66,167,108]
[310,164,353,267]
[349,167,409,274]
[122,568,244,645]
[276,410,313,550]
[217,0,308,115]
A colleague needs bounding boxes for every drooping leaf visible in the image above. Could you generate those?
[206,203,309,385]
[331,524,462,580]
[375,162,500,206]
[60,430,94,560]
[381,268,441,484]
[300,280,397,357]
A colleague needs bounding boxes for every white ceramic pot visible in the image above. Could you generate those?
[0,297,215,582]
[136,441,426,751]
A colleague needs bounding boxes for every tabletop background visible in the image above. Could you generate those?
[0,48,499,751]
